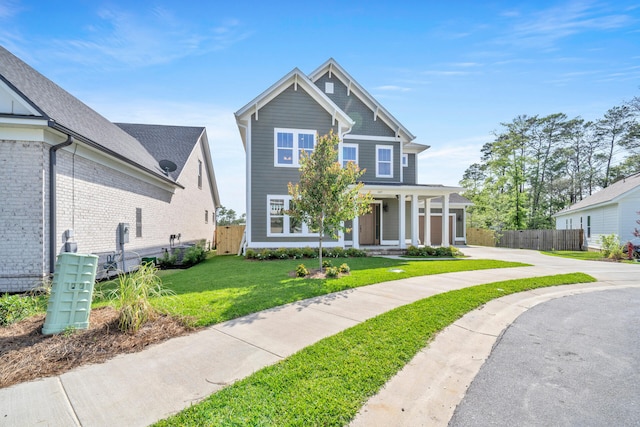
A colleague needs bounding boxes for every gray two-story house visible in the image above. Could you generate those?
[235,59,465,251]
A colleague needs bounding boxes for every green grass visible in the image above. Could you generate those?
[126,256,528,326]
[155,272,595,426]
[541,250,605,261]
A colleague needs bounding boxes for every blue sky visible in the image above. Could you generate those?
[1,0,638,214]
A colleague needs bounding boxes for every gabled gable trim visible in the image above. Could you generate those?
[193,129,221,207]
[235,68,355,148]
[309,58,416,143]
[0,76,43,117]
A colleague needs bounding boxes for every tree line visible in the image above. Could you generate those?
[461,96,640,230]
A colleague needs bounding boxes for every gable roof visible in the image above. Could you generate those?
[0,46,172,184]
[116,123,221,206]
[309,58,418,144]
[235,68,355,149]
[553,172,640,216]
[431,193,473,205]
[115,123,203,180]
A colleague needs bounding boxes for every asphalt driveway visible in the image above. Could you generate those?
[449,286,640,426]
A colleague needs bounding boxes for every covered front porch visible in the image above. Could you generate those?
[344,184,465,249]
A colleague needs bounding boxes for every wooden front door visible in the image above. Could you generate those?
[359,204,380,245]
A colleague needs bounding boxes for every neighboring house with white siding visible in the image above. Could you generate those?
[0,46,220,292]
[235,58,463,250]
[553,172,640,249]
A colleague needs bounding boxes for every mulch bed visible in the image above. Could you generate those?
[0,307,193,389]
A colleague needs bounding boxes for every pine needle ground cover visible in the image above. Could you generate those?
[156,273,595,426]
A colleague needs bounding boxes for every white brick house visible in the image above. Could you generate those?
[0,46,220,292]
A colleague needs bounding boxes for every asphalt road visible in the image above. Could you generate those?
[449,287,640,427]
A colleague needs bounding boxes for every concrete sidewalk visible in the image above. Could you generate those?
[1,247,637,426]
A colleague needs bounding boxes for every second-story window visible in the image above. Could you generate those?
[342,143,358,168]
[198,160,203,189]
[376,145,393,178]
[274,128,316,167]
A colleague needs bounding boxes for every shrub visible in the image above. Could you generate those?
[338,263,350,274]
[295,264,309,278]
[245,246,367,261]
[407,245,421,256]
[258,249,272,260]
[0,293,44,326]
[302,247,318,258]
[325,266,339,278]
[439,247,448,256]
[106,263,175,333]
[346,248,367,257]
[158,250,177,269]
[182,245,207,267]
[287,248,303,259]
[331,247,346,258]
[600,234,621,258]
[322,259,333,268]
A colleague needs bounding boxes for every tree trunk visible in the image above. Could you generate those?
[318,215,324,271]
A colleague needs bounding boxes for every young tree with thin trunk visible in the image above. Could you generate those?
[287,131,373,270]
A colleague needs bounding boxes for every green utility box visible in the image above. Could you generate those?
[42,253,99,335]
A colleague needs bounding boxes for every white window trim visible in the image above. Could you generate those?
[342,143,359,167]
[376,145,394,178]
[266,195,318,237]
[274,128,316,168]
[402,153,409,167]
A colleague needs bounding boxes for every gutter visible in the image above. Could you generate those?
[47,120,183,189]
[49,135,73,274]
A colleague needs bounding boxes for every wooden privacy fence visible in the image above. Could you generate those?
[216,225,245,255]
[467,228,584,251]
[467,228,497,247]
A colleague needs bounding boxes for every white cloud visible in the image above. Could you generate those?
[374,85,411,92]
[0,0,20,19]
[420,70,470,77]
[50,6,252,69]
[500,0,634,49]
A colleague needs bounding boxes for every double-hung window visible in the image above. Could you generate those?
[274,128,316,167]
[267,195,316,236]
[376,145,393,178]
[342,143,358,168]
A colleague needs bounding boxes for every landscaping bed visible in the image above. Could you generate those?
[0,306,192,389]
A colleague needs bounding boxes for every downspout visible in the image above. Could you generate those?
[49,135,74,273]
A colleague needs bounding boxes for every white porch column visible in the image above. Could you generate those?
[442,194,450,246]
[398,193,406,249]
[424,198,432,246]
[352,215,360,249]
[411,194,419,246]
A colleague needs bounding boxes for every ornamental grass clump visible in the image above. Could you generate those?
[107,263,175,333]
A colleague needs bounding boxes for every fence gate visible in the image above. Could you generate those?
[216,225,245,255]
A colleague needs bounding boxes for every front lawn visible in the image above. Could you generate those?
[155,272,595,426]
[141,256,528,326]
[541,250,605,261]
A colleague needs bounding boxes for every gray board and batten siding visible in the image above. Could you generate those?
[314,72,396,137]
[403,153,416,184]
[250,84,338,243]
[315,72,412,183]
